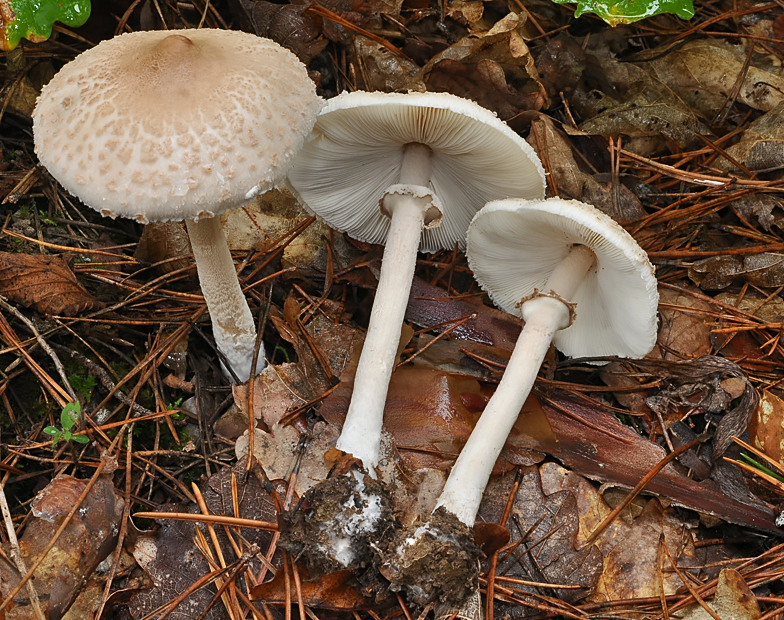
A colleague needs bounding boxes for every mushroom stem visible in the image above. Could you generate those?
[335,143,434,470]
[185,216,262,384]
[437,244,596,525]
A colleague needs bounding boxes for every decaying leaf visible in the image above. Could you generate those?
[252,566,382,610]
[717,101,784,173]
[677,568,761,620]
[748,390,784,466]
[688,256,744,290]
[0,475,123,620]
[412,12,548,121]
[0,251,103,316]
[642,39,784,119]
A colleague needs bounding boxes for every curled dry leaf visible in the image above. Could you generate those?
[251,1,328,63]
[0,251,103,316]
[133,221,193,277]
[0,475,123,620]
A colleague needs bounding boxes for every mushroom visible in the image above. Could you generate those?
[382,197,658,605]
[33,29,322,383]
[287,90,546,471]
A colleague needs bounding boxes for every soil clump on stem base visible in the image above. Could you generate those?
[279,471,396,581]
[380,507,482,607]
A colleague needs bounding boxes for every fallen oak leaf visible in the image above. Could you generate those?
[0,251,102,316]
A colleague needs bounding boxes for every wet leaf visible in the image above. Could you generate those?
[472,522,510,556]
[0,251,103,316]
[550,0,693,26]
[1,0,91,50]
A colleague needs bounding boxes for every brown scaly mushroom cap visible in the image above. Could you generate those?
[33,28,321,224]
[33,29,322,384]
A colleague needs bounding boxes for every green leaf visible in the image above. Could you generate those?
[1,0,92,51]
[42,426,59,436]
[61,401,80,430]
[62,430,72,441]
[71,434,89,444]
[550,0,693,25]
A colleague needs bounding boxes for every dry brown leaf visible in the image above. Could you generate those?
[251,566,382,610]
[0,251,103,316]
[251,1,328,63]
[718,101,784,172]
[677,568,761,620]
[0,476,124,620]
[654,285,714,360]
[748,390,784,466]
[591,498,699,601]
[688,255,743,290]
[354,35,420,92]
[411,12,548,120]
[479,467,602,605]
[642,39,784,118]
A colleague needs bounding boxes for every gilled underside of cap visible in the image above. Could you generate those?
[467,198,659,359]
[33,29,321,223]
[287,91,545,253]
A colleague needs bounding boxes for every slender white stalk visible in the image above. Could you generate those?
[186,216,263,384]
[437,244,596,525]
[336,143,434,469]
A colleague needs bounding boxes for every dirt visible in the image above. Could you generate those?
[279,470,396,579]
[379,507,482,607]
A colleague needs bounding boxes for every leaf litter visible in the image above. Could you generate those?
[3,0,784,618]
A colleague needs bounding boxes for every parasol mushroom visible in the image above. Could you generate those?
[33,28,322,383]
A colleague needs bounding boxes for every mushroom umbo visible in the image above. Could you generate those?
[279,91,545,575]
[33,29,322,383]
[382,197,659,606]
